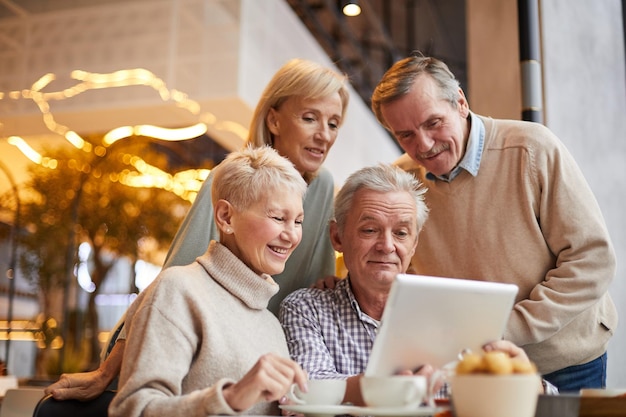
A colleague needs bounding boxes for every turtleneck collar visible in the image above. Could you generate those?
[196,241,279,310]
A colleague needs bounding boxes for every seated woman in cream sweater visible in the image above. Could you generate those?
[109,146,308,417]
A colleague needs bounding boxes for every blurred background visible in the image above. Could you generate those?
[0,0,624,388]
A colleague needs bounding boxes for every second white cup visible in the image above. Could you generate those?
[360,375,427,408]
[287,379,347,406]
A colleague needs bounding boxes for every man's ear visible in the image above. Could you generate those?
[408,237,418,261]
[329,220,343,252]
[266,107,280,136]
[214,199,234,233]
[457,87,470,118]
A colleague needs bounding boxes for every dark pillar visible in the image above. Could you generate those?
[518,0,543,123]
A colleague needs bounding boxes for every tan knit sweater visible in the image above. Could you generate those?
[109,241,289,417]
[395,115,617,374]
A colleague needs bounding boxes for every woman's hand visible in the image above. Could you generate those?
[222,353,308,412]
[44,339,124,401]
[44,369,111,401]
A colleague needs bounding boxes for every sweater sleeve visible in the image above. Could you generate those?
[503,123,616,345]
[109,279,238,417]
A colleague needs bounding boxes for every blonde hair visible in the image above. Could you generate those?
[211,146,307,210]
[246,59,350,181]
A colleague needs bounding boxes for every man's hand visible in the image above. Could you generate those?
[482,340,530,363]
[311,275,341,290]
[482,340,548,393]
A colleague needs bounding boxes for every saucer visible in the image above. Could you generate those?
[279,404,444,417]
[279,404,357,417]
[353,405,443,416]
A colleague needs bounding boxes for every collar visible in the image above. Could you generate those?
[426,112,485,182]
[344,276,382,327]
[196,241,279,310]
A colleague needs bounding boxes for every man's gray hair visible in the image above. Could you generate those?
[333,163,428,232]
[371,54,461,131]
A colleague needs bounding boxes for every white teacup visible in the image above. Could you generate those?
[360,375,427,408]
[0,375,18,396]
[287,379,347,405]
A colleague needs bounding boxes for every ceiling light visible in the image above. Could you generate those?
[341,0,361,17]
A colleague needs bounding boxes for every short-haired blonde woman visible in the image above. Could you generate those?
[109,146,308,417]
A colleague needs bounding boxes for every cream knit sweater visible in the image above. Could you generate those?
[109,241,289,417]
[395,115,617,374]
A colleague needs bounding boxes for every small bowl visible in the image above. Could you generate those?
[451,373,542,417]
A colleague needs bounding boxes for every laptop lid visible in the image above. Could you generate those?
[365,273,518,376]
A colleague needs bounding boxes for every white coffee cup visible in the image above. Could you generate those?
[360,375,427,408]
[287,379,347,405]
[0,375,18,397]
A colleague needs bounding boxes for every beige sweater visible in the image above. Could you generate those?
[395,115,617,374]
[109,241,289,417]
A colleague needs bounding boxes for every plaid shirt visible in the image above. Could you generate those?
[279,277,378,379]
[280,277,451,399]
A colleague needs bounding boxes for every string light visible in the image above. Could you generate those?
[7,136,45,165]
[1,68,246,202]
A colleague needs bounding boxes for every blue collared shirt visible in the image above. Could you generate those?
[426,112,485,182]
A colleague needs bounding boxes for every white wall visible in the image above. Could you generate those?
[540,0,626,388]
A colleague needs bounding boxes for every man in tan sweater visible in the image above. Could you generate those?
[371,55,617,392]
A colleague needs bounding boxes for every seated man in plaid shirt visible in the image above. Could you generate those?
[279,163,550,406]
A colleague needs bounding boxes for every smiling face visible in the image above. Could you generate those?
[267,93,343,176]
[331,189,418,295]
[218,188,304,276]
[380,75,470,177]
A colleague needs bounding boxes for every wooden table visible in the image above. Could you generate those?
[535,394,626,417]
[579,396,626,417]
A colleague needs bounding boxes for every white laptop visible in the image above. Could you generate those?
[365,273,519,376]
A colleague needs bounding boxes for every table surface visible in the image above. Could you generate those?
[578,396,626,417]
[521,394,626,417]
[2,391,625,417]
